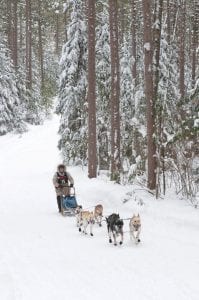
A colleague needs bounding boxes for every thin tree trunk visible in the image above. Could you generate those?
[119,6,125,44]
[142,0,156,190]
[191,1,199,88]
[28,0,32,89]
[55,13,59,55]
[19,4,23,53]
[13,0,18,68]
[26,0,32,89]
[109,0,121,182]
[153,0,163,104]
[167,0,171,44]
[7,0,13,55]
[153,0,163,197]
[131,0,137,84]
[64,10,68,42]
[38,0,44,89]
[88,0,97,178]
[179,0,186,99]
[25,0,29,87]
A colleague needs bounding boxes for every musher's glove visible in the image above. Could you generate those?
[70,183,74,187]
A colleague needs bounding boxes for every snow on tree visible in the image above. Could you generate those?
[120,37,146,181]
[109,0,121,182]
[120,39,134,163]
[25,54,44,125]
[96,6,111,170]
[57,0,88,165]
[0,37,26,135]
[157,23,180,139]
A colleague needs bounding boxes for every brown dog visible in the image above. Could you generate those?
[129,214,141,244]
[94,204,103,227]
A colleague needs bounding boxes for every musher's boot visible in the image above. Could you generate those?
[57,196,62,213]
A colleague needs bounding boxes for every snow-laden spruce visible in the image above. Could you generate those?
[120,38,137,172]
[0,37,26,135]
[120,37,146,180]
[24,53,45,125]
[57,0,88,165]
[96,7,111,170]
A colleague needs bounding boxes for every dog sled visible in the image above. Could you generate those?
[61,187,78,216]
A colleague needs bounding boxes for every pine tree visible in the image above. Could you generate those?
[57,0,88,165]
[120,39,134,164]
[96,5,111,171]
[0,37,26,135]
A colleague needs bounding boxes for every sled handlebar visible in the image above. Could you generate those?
[56,185,76,195]
[55,185,75,188]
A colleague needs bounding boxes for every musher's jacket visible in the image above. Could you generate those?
[53,166,74,196]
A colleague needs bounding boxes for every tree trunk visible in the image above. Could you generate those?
[178,0,186,99]
[64,10,68,42]
[119,6,125,44]
[131,0,137,84]
[38,0,44,89]
[191,1,199,88]
[13,0,18,68]
[153,0,163,197]
[153,0,163,103]
[25,0,32,89]
[109,0,121,182]
[167,0,171,44]
[7,0,13,56]
[88,0,97,178]
[142,0,156,190]
[55,13,59,55]
[19,4,23,54]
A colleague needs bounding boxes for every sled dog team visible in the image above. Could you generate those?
[75,204,141,246]
[53,164,141,246]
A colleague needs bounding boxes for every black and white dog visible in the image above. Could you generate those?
[106,213,124,246]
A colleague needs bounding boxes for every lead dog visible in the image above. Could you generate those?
[106,213,124,246]
[78,210,95,236]
[94,204,103,227]
[129,214,141,244]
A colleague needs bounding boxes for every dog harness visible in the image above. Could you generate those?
[57,172,68,185]
[133,224,141,231]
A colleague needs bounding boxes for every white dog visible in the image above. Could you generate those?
[75,205,83,228]
[129,214,141,244]
[78,210,95,236]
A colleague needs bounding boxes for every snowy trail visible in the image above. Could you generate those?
[0,115,199,300]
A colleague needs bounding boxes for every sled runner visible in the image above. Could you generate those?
[61,187,78,216]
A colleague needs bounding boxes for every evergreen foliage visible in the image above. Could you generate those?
[57,0,88,165]
[0,37,26,135]
[96,7,111,170]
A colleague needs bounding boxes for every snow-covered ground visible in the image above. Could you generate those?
[0,115,199,300]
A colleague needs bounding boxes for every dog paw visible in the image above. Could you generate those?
[90,233,93,236]
[79,228,81,232]
[109,239,112,243]
[99,224,102,227]
[114,243,117,246]
[119,241,123,245]
[137,239,140,243]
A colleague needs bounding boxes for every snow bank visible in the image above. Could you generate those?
[0,115,198,300]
